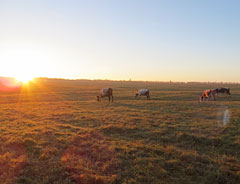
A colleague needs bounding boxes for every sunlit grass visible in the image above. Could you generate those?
[0,79,240,183]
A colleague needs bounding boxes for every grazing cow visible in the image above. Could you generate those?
[97,88,113,102]
[200,89,216,102]
[135,89,150,99]
[215,88,231,97]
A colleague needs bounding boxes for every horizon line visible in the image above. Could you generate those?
[0,76,239,84]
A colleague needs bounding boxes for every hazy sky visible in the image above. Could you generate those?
[0,0,240,82]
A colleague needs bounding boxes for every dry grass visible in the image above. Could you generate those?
[0,140,26,184]
[0,78,240,183]
[62,130,119,184]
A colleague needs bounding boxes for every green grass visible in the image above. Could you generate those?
[0,78,240,184]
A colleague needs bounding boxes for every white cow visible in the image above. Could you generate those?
[97,88,113,102]
[135,89,150,99]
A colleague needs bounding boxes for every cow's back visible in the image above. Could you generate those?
[138,89,149,95]
[101,88,113,96]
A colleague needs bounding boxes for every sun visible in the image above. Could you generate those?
[15,75,35,84]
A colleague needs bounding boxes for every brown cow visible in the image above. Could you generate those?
[200,89,216,102]
[97,88,113,102]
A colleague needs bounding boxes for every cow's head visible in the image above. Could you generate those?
[227,88,231,95]
[96,95,100,101]
[135,93,139,98]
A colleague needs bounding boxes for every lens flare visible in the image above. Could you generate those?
[216,106,231,127]
[0,77,21,91]
[223,109,230,126]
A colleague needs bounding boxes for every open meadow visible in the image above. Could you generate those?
[0,79,240,184]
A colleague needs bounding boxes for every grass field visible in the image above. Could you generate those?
[0,78,240,184]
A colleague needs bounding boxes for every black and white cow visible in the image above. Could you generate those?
[215,88,231,97]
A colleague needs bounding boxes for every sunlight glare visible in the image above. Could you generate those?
[1,43,55,81]
[16,75,34,84]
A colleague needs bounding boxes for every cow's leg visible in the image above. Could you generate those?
[229,94,231,100]
[210,93,214,101]
[205,94,209,101]
[212,93,215,101]
[108,96,110,102]
[112,96,113,102]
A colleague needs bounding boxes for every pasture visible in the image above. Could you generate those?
[0,79,240,184]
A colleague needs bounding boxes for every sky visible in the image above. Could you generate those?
[0,0,240,82]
